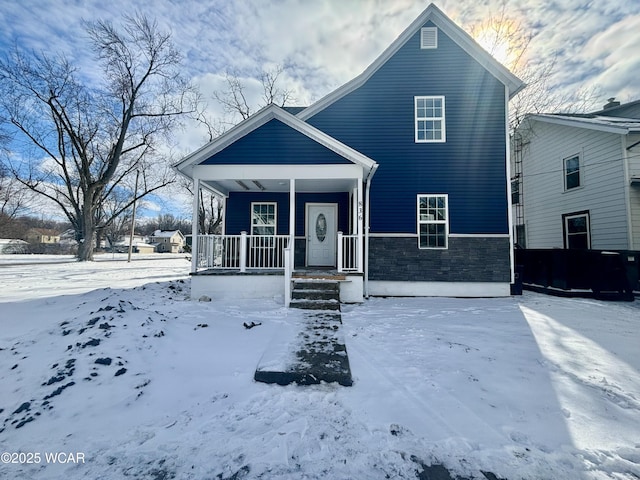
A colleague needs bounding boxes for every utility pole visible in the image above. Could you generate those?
[127,170,140,263]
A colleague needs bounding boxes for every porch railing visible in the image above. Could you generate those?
[196,233,290,271]
[337,232,359,272]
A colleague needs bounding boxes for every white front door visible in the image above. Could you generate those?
[306,203,337,267]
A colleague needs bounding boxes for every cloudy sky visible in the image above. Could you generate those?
[1,0,639,219]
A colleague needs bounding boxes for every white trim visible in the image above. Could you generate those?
[298,4,523,121]
[528,114,640,135]
[370,233,418,238]
[368,281,511,297]
[621,136,634,249]
[417,194,449,249]
[420,27,438,49]
[191,164,363,182]
[505,85,515,283]
[369,233,509,238]
[449,233,510,238]
[191,178,200,274]
[415,96,446,143]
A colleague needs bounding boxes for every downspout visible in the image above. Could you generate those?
[504,85,515,285]
[622,135,634,249]
[364,163,379,298]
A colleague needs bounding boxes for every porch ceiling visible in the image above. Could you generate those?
[204,178,357,195]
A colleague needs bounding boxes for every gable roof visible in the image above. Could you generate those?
[298,3,524,121]
[151,230,184,239]
[174,104,377,174]
[528,113,640,135]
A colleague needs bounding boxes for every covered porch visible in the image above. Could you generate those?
[189,172,366,305]
[175,105,377,305]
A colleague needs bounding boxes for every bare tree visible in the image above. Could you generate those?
[0,162,31,220]
[467,2,601,132]
[0,14,199,260]
[212,65,296,122]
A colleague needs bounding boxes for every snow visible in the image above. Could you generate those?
[0,256,639,479]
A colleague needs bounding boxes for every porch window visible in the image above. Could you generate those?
[417,194,448,248]
[251,202,277,235]
[564,154,581,190]
[415,96,445,143]
[563,211,590,249]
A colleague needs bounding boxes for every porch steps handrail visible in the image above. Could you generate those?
[338,232,360,272]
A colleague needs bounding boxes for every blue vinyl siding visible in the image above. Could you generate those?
[202,119,351,165]
[307,21,508,234]
[226,192,349,236]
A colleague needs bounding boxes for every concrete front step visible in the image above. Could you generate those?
[291,289,339,301]
[289,299,341,311]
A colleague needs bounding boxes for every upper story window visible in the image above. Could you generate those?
[420,27,438,49]
[417,194,448,249]
[564,154,581,190]
[251,202,277,235]
[415,96,446,143]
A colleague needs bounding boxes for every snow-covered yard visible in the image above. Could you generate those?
[0,256,638,479]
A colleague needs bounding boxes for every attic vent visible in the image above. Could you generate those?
[421,27,438,49]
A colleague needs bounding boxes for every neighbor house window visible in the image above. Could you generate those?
[251,202,277,235]
[417,194,448,248]
[415,96,445,143]
[564,154,581,190]
[511,179,521,205]
[563,211,590,249]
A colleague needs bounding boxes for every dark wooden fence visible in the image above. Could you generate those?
[514,249,639,300]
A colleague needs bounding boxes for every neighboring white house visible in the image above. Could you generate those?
[512,98,640,251]
[149,230,185,253]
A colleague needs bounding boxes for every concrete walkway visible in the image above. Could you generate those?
[254,281,353,387]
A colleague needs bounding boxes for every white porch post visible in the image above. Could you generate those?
[357,180,364,273]
[285,178,296,307]
[191,178,200,274]
[240,231,247,273]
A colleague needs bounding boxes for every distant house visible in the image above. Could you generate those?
[512,98,640,250]
[149,230,186,253]
[175,3,523,303]
[134,243,156,254]
[26,228,60,244]
[0,238,28,254]
[113,233,148,252]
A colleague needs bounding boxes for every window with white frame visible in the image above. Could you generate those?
[563,211,590,249]
[417,194,448,248]
[415,96,445,143]
[564,154,581,190]
[251,202,277,236]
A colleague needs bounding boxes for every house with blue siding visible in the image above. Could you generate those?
[175,3,524,303]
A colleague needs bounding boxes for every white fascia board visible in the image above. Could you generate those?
[192,164,364,181]
[175,104,376,177]
[530,114,636,135]
[299,4,524,121]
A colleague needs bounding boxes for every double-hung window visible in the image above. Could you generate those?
[563,211,590,249]
[415,96,445,143]
[417,194,448,248]
[251,202,276,236]
[564,154,581,190]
